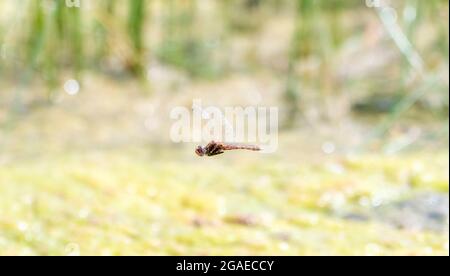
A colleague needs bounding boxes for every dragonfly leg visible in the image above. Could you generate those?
[206,142,220,155]
[208,142,224,156]
[208,150,224,156]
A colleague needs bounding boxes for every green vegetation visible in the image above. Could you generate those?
[0,1,447,121]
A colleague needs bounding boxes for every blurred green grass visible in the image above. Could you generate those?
[0,151,447,255]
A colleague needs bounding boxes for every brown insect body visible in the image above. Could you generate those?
[196,141,260,157]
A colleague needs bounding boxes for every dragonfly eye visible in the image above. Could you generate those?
[195,146,205,156]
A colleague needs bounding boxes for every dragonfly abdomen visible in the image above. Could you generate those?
[223,144,261,151]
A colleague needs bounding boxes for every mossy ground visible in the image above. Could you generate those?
[0,150,448,256]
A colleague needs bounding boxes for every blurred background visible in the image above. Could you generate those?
[0,0,448,255]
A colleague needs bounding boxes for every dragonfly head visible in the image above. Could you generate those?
[195,146,205,157]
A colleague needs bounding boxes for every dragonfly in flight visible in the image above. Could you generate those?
[195,141,261,157]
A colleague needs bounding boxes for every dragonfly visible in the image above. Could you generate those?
[195,141,261,157]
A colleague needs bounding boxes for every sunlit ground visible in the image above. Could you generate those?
[0,73,449,256]
[0,149,448,255]
[0,76,448,255]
